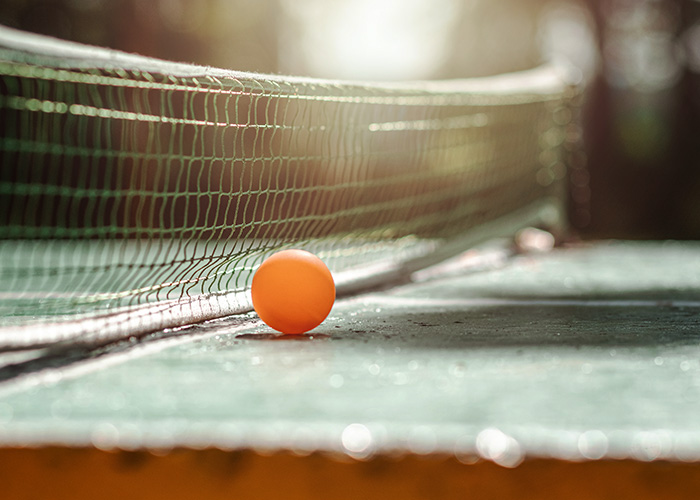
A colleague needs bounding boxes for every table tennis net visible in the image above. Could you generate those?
[0,27,583,348]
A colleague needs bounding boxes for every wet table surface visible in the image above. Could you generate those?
[1,241,700,466]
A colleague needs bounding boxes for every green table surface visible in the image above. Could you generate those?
[1,241,699,466]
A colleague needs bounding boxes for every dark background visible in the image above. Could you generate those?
[1,0,698,240]
[584,0,700,239]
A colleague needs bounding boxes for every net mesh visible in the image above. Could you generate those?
[0,27,582,348]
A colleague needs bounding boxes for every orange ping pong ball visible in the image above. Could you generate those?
[251,249,335,334]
